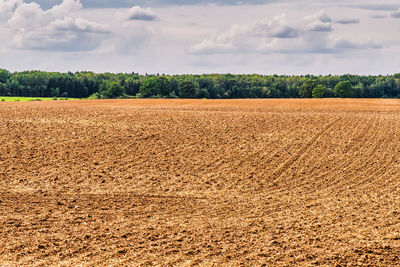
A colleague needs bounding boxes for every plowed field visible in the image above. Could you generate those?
[1,99,400,266]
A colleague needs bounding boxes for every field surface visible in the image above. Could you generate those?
[0,99,400,266]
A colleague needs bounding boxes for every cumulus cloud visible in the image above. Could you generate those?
[188,14,299,54]
[187,23,243,54]
[335,18,360,24]
[253,15,299,38]
[305,10,331,23]
[6,0,111,51]
[8,2,47,29]
[126,6,158,21]
[305,21,332,32]
[48,17,110,33]
[189,10,381,55]
[8,0,83,29]
[0,0,22,20]
[304,11,332,32]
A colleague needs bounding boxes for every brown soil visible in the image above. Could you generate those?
[0,99,399,266]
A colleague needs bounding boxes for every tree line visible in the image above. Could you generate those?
[1,69,400,99]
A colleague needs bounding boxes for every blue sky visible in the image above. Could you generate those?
[1,0,400,74]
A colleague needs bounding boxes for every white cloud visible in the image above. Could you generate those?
[188,14,299,54]
[8,0,82,29]
[6,0,111,51]
[8,2,46,29]
[189,10,382,55]
[305,10,332,23]
[253,15,299,38]
[126,6,158,21]
[305,20,332,32]
[304,10,332,32]
[0,0,22,20]
[48,17,110,33]
[49,0,81,16]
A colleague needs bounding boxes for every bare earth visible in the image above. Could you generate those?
[0,99,399,266]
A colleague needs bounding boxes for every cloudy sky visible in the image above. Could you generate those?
[1,0,400,74]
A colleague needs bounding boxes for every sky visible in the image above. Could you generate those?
[1,0,400,75]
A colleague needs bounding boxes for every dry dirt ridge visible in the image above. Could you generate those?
[0,99,399,266]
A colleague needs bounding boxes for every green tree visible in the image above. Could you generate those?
[382,77,398,97]
[197,88,209,99]
[312,85,326,98]
[124,77,140,96]
[353,82,365,98]
[2,68,400,100]
[179,80,196,98]
[158,76,171,98]
[50,87,60,97]
[100,81,124,98]
[140,76,160,97]
[0,69,10,83]
[334,81,354,98]
[325,87,335,98]
[299,79,316,98]
[0,82,6,96]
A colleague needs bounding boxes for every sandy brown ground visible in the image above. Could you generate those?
[0,99,399,266]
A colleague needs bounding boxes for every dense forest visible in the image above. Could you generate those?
[1,69,400,99]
